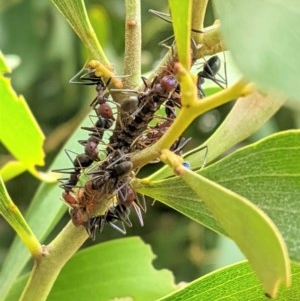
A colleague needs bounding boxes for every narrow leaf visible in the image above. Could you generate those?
[159,262,300,301]
[169,0,191,68]
[137,130,300,296]
[137,130,300,263]
[180,167,290,297]
[51,0,108,63]
[213,0,300,100]
[0,112,105,299]
[0,176,41,257]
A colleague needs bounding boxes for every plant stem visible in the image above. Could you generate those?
[0,177,42,258]
[19,221,88,301]
[191,0,208,33]
[131,74,250,169]
[123,0,141,89]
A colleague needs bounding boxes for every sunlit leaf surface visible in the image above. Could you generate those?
[0,51,45,179]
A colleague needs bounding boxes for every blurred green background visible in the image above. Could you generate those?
[0,0,298,284]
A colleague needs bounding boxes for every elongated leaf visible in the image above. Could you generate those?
[5,237,177,301]
[169,0,191,68]
[0,51,45,180]
[0,176,41,256]
[180,167,290,297]
[51,0,108,63]
[149,91,286,181]
[0,112,112,300]
[202,130,300,261]
[159,262,300,301]
[136,130,300,293]
[213,0,300,100]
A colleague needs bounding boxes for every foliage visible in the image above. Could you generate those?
[0,0,300,300]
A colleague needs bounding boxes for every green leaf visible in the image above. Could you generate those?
[180,167,290,297]
[88,5,110,48]
[0,111,109,300]
[169,0,191,68]
[5,237,177,301]
[137,130,300,296]
[138,131,300,261]
[158,262,300,301]
[0,51,45,179]
[0,176,41,256]
[213,0,300,100]
[150,91,286,180]
[202,130,300,261]
[0,182,66,301]
[50,237,176,301]
[51,0,108,63]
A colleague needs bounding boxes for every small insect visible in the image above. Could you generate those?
[54,150,95,192]
[120,95,139,113]
[117,184,144,226]
[69,64,117,120]
[96,102,115,121]
[83,137,100,162]
[109,73,181,153]
[197,55,227,98]
[85,204,130,240]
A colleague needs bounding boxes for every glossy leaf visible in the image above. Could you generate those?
[5,237,177,301]
[213,0,300,100]
[0,51,45,180]
[159,262,300,301]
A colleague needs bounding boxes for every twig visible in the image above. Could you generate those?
[19,222,88,301]
[123,0,141,89]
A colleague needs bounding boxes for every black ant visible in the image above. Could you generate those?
[197,55,227,98]
[54,150,94,192]
[69,65,116,118]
